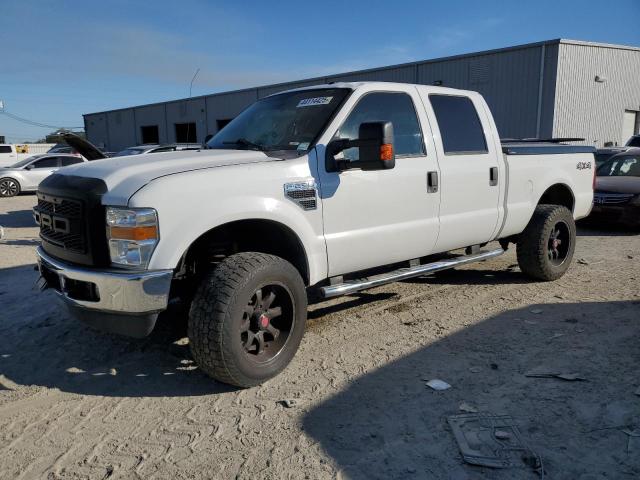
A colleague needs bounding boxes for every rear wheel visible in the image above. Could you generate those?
[0,178,20,197]
[188,252,307,387]
[517,204,576,281]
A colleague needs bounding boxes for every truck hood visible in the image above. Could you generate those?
[59,149,276,205]
[595,176,640,194]
[61,132,108,160]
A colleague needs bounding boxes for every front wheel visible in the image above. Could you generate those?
[188,252,307,387]
[0,178,20,197]
[516,204,576,281]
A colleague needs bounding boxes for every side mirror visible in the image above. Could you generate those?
[326,121,395,172]
[25,165,33,170]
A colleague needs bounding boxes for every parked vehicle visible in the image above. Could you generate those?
[0,144,19,168]
[626,135,640,147]
[0,154,86,197]
[47,144,76,154]
[595,146,629,168]
[590,148,640,228]
[115,143,202,157]
[34,82,595,387]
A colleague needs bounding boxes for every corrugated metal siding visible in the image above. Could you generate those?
[165,98,207,143]
[206,89,258,134]
[134,104,168,144]
[328,65,417,83]
[105,109,136,152]
[84,113,109,149]
[417,46,545,138]
[554,43,640,146]
[539,43,559,138]
[257,80,326,98]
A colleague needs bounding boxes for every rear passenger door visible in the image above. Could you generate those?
[422,93,500,251]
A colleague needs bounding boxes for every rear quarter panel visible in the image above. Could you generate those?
[498,152,594,238]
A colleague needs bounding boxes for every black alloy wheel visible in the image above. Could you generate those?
[240,284,294,362]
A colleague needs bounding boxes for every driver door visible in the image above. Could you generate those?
[316,87,441,276]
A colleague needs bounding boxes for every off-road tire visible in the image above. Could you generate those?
[188,252,307,387]
[517,204,576,281]
[0,178,20,197]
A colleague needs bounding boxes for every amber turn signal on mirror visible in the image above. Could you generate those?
[380,144,394,161]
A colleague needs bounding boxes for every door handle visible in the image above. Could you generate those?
[489,167,498,186]
[427,171,438,193]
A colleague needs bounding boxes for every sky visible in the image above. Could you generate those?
[0,0,639,142]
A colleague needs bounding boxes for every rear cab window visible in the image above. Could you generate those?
[0,146,13,153]
[429,95,488,155]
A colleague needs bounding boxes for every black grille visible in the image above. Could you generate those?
[37,174,109,267]
[35,196,86,253]
[37,198,82,217]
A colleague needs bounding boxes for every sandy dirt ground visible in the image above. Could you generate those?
[0,193,639,479]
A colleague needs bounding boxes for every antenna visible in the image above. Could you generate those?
[184,68,200,145]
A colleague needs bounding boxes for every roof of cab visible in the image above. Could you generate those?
[274,81,479,98]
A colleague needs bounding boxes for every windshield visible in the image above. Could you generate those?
[597,155,640,177]
[8,155,41,168]
[207,88,351,152]
[116,148,146,157]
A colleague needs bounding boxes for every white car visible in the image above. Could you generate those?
[115,143,202,157]
[0,144,19,167]
[34,82,595,387]
[0,154,86,197]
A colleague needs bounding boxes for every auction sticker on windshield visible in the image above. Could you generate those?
[297,96,333,107]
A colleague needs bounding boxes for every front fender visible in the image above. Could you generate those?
[127,161,327,284]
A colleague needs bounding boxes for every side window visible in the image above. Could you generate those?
[429,95,488,154]
[0,146,12,153]
[32,157,59,168]
[60,156,84,167]
[335,92,424,161]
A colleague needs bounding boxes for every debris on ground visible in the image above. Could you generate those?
[448,413,543,477]
[459,402,478,413]
[468,366,482,373]
[549,333,565,340]
[279,399,300,408]
[621,427,640,454]
[635,386,640,397]
[524,370,586,381]
[530,309,543,314]
[425,379,451,391]
[577,258,589,265]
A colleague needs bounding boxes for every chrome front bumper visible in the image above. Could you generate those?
[36,247,173,315]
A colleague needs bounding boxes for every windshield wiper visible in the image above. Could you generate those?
[222,138,265,151]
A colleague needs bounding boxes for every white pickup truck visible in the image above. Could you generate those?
[34,82,595,387]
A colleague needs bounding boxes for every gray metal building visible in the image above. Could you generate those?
[84,39,640,152]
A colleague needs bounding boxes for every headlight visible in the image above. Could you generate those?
[106,207,159,268]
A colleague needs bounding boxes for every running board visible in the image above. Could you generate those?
[320,248,505,299]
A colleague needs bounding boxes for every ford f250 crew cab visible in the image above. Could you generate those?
[33,82,595,387]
